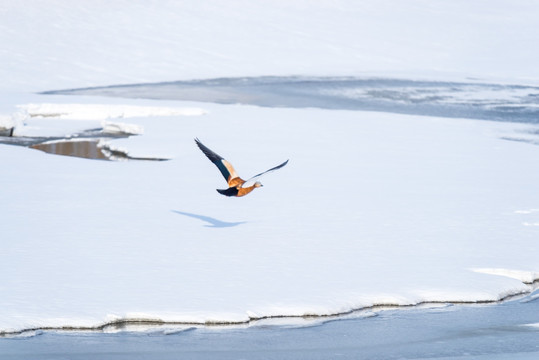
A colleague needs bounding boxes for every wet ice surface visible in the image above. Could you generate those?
[44,76,539,124]
[1,293,538,360]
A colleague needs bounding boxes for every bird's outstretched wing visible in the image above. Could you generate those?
[243,159,289,187]
[195,138,240,184]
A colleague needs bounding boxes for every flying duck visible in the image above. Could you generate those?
[195,138,288,197]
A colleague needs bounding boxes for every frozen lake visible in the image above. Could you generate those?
[1,76,538,359]
[44,76,539,124]
[2,292,538,360]
[2,1,539,358]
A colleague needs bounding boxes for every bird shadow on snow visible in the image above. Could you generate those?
[172,210,246,228]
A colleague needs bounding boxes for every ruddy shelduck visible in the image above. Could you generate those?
[195,138,288,197]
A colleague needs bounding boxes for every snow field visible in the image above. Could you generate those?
[1,96,538,333]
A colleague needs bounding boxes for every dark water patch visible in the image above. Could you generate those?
[31,140,110,160]
[42,76,539,123]
[0,126,14,137]
[29,139,167,161]
[0,124,169,161]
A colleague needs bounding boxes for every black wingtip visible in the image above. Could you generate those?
[274,159,289,170]
[217,187,239,197]
[195,138,224,162]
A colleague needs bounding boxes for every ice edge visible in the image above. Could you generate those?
[2,279,537,337]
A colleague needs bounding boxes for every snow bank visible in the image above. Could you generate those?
[17,103,206,121]
[472,269,539,284]
[0,115,14,129]
[5,103,206,140]
[101,121,143,136]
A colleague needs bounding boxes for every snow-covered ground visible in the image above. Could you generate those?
[2,0,539,92]
[1,0,539,335]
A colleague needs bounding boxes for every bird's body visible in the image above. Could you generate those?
[195,138,288,197]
